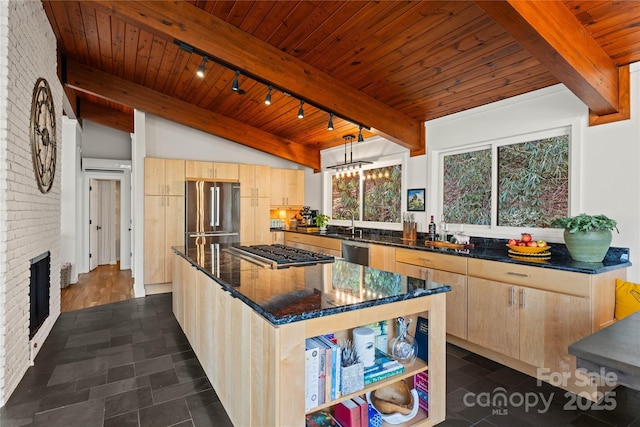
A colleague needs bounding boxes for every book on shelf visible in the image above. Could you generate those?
[333,399,361,427]
[351,395,369,427]
[311,337,332,404]
[305,338,321,412]
[414,371,429,413]
[415,316,429,362]
[363,348,405,385]
[306,410,340,427]
[315,335,341,400]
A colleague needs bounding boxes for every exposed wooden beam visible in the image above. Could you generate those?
[88,0,424,153]
[79,99,134,134]
[64,59,320,170]
[475,0,630,123]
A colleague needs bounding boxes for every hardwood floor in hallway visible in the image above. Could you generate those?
[61,263,134,312]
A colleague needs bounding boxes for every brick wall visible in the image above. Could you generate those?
[0,0,62,406]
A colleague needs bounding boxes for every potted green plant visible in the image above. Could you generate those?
[551,213,618,262]
[314,213,330,231]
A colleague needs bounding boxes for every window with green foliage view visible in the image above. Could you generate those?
[442,133,569,229]
[331,164,402,223]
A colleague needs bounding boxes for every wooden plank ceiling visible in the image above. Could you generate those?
[43,1,640,170]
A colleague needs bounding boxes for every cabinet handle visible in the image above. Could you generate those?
[521,289,525,308]
[255,188,259,198]
[166,184,169,195]
[166,196,169,207]
[509,286,514,307]
[418,257,432,263]
[507,271,529,278]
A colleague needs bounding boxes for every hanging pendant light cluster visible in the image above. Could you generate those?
[327,134,372,177]
[175,40,370,139]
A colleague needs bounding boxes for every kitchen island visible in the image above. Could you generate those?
[172,244,450,426]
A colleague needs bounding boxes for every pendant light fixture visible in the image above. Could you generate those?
[327,134,372,174]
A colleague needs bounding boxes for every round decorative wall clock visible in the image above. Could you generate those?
[30,78,57,193]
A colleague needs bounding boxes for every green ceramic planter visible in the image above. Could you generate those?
[563,229,612,263]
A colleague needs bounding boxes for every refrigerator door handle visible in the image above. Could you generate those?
[188,232,239,238]
[210,186,221,227]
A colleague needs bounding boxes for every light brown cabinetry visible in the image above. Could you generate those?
[461,258,616,397]
[271,231,284,245]
[369,244,395,271]
[144,158,185,285]
[395,248,468,339]
[284,232,342,256]
[239,164,271,244]
[185,160,239,181]
[144,158,185,196]
[270,168,304,208]
[172,251,447,426]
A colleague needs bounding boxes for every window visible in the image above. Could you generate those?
[441,130,569,229]
[330,164,402,223]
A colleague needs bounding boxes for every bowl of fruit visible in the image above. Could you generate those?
[507,233,550,253]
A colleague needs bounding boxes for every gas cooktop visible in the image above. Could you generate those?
[229,244,334,268]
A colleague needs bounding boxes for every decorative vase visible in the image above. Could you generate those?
[563,229,612,263]
[389,317,418,365]
[341,362,364,395]
[319,225,327,232]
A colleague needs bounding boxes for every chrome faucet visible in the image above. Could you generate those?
[344,209,358,236]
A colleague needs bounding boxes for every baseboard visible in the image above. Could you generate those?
[145,282,172,295]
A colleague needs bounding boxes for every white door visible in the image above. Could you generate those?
[89,179,99,271]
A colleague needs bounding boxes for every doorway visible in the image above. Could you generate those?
[82,171,132,275]
[88,179,120,271]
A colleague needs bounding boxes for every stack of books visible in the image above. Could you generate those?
[364,348,405,385]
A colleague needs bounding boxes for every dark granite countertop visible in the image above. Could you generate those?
[569,312,640,390]
[285,228,631,274]
[173,244,450,326]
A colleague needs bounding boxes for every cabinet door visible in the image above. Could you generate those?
[288,169,304,206]
[519,287,591,372]
[183,263,198,351]
[196,273,217,382]
[238,165,255,197]
[214,162,239,181]
[270,168,286,206]
[164,196,185,281]
[467,277,519,359]
[239,197,254,245]
[271,231,284,245]
[165,159,185,196]
[186,160,215,179]
[144,158,165,195]
[172,254,185,328]
[254,197,271,244]
[431,269,468,340]
[144,195,165,284]
[254,165,270,198]
[370,244,396,272]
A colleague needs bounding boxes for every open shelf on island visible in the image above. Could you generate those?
[307,358,428,414]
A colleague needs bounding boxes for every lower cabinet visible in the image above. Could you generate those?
[467,276,591,373]
[284,232,342,256]
[144,195,185,285]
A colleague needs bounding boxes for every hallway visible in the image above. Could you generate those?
[61,263,134,312]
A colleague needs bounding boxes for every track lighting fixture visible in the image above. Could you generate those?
[327,112,334,131]
[264,85,272,105]
[232,70,240,91]
[297,100,305,119]
[196,56,208,78]
[357,125,364,142]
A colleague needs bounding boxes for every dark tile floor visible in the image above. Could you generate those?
[1,293,638,426]
[0,293,232,427]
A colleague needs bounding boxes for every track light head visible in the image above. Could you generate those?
[327,112,334,131]
[265,85,272,105]
[297,100,305,119]
[196,56,208,78]
[357,125,364,142]
[232,70,240,91]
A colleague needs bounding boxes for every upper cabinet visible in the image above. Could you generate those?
[144,158,185,196]
[185,160,239,181]
[270,168,304,208]
[239,164,270,198]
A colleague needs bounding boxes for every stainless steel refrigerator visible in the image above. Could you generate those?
[185,180,241,245]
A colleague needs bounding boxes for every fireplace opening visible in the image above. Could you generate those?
[30,251,50,340]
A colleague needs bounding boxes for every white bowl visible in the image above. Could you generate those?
[366,388,420,424]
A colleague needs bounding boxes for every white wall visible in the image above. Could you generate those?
[81,120,131,160]
[0,0,62,406]
[60,117,82,283]
[426,69,640,282]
